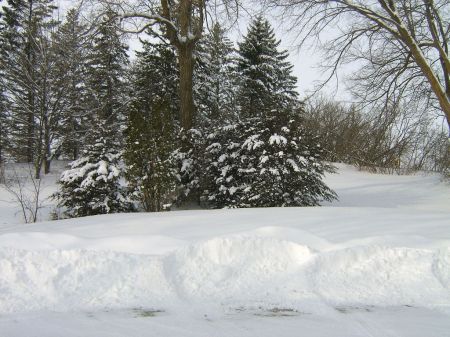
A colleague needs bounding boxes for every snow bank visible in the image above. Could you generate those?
[1,162,449,329]
[1,237,449,314]
[166,237,312,302]
[0,232,186,255]
[310,246,450,308]
[0,248,173,313]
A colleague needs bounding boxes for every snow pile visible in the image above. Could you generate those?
[167,237,311,302]
[0,163,449,337]
[0,248,173,313]
[0,236,449,314]
[0,232,186,255]
[311,246,450,308]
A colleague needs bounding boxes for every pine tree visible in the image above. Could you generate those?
[0,8,9,166]
[0,79,7,166]
[54,132,132,218]
[173,127,205,205]
[86,9,129,143]
[204,111,337,208]
[55,11,131,217]
[124,38,179,212]
[33,24,60,176]
[1,0,58,171]
[170,23,238,205]
[195,23,238,127]
[237,16,298,118]
[51,8,90,160]
[201,17,335,208]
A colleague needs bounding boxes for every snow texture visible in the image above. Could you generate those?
[0,163,449,336]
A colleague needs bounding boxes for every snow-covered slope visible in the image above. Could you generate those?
[0,164,449,336]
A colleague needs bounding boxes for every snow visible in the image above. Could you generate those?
[0,162,65,226]
[0,163,449,336]
[242,135,264,150]
[97,161,108,175]
[269,134,287,145]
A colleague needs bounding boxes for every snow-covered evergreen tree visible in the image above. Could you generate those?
[125,99,176,212]
[237,16,298,118]
[202,17,335,208]
[0,11,9,165]
[204,111,337,208]
[172,128,205,205]
[124,38,178,212]
[195,23,238,127]
[0,77,7,166]
[55,11,131,217]
[171,23,239,205]
[1,0,59,176]
[55,131,132,218]
[52,8,90,160]
[85,10,129,142]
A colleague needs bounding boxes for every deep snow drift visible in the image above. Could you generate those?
[0,164,449,336]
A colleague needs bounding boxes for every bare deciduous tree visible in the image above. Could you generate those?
[1,165,44,223]
[269,0,450,128]
[304,95,449,173]
[97,0,240,130]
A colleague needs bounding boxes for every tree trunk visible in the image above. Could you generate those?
[26,89,35,163]
[26,1,35,163]
[43,70,51,175]
[34,157,42,179]
[44,123,51,174]
[178,44,195,130]
[398,26,450,129]
[44,158,51,174]
[0,125,3,168]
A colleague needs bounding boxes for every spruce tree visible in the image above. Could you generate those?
[173,127,205,205]
[0,78,7,166]
[86,9,129,142]
[171,24,238,205]
[55,10,131,217]
[124,38,179,212]
[237,16,298,118]
[202,17,336,208]
[55,131,132,218]
[204,111,337,208]
[195,23,238,127]
[0,9,9,165]
[51,8,90,160]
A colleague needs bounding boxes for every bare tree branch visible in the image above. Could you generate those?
[269,0,450,128]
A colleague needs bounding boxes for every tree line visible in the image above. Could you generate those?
[0,0,336,216]
[0,0,448,219]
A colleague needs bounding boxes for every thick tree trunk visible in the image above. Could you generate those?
[397,26,450,129]
[178,44,195,130]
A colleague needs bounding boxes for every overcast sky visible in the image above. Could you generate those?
[2,0,354,102]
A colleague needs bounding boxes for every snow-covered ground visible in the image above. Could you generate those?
[0,164,449,336]
[0,161,68,226]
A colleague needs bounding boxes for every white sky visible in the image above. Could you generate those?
[1,0,353,102]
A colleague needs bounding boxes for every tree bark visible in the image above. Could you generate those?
[26,0,36,163]
[396,25,450,129]
[122,0,206,129]
[178,44,195,130]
